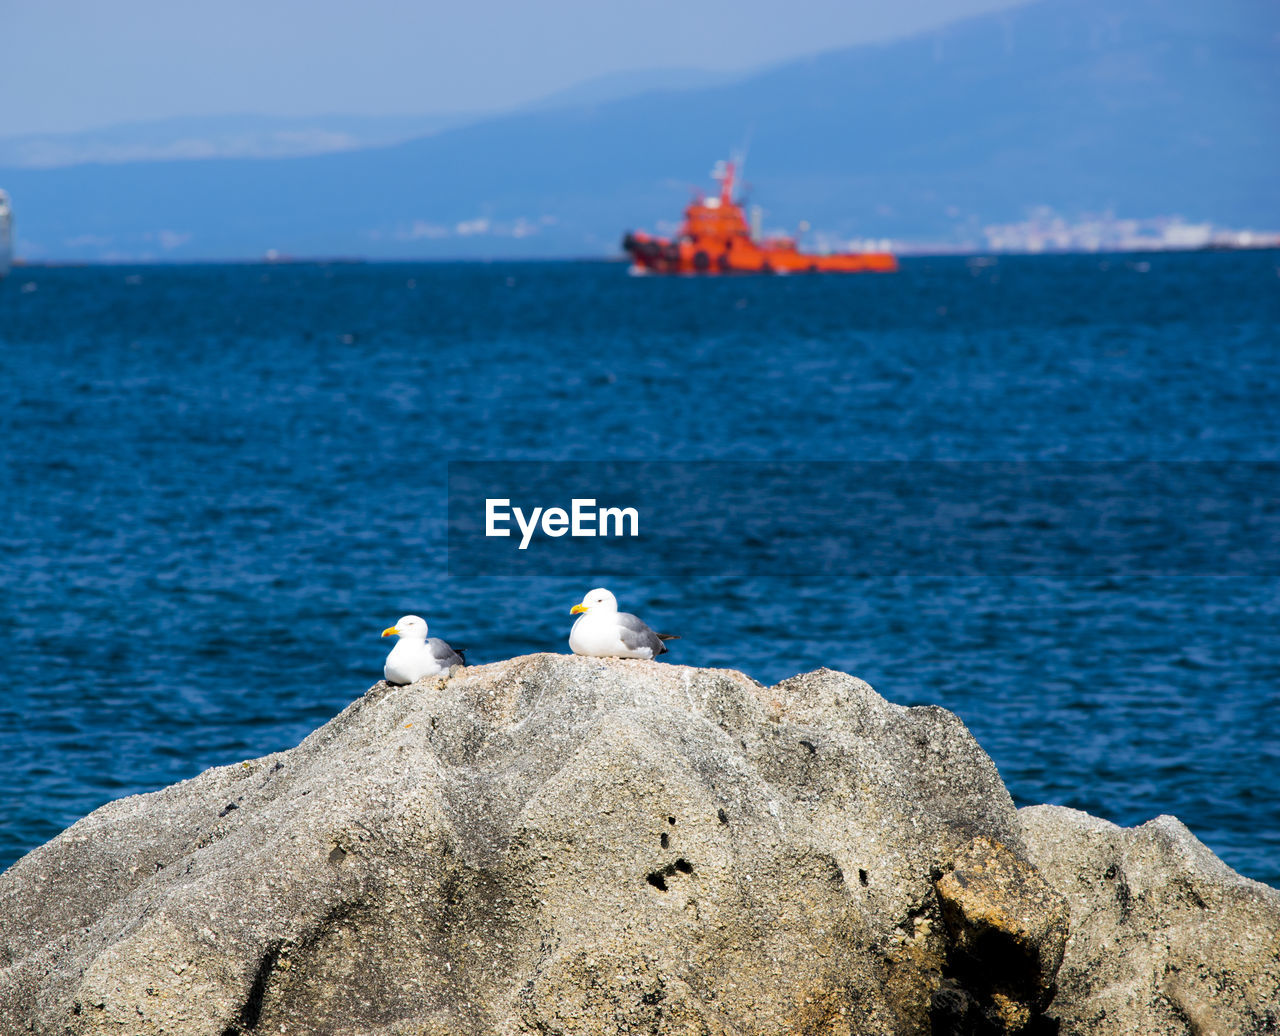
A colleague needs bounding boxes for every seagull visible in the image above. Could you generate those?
[381,616,465,684]
[569,588,678,659]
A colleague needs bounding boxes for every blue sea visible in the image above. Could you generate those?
[2,253,1278,885]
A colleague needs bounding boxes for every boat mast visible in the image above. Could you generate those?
[718,161,736,206]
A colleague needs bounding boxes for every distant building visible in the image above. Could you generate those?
[980,208,1279,254]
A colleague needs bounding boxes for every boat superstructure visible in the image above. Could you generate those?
[623,161,896,275]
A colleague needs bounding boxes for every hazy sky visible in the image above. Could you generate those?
[4,0,1030,135]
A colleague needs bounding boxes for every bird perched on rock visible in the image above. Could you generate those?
[381,616,465,684]
[569,588,678,659]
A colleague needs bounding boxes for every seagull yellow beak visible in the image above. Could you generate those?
[381,626,399,637]
[570,604,588,614]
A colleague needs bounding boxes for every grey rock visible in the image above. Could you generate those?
[2,655,1266,1035]
[0,656,1049,1035]
[1019,805,1280,1036]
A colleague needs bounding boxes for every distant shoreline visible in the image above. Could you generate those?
[7,244,1279,270]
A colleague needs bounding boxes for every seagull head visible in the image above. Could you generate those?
[382,615,428,641]
[571,588,618,615]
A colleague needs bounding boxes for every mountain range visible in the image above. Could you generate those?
[3,0,1276,261]
[0,69,744,170]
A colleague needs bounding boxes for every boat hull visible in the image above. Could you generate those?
[623,232,897,275]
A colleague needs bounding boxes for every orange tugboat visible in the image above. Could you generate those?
[623,160,897,275]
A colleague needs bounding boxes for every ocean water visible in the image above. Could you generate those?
[1,253,1278,885]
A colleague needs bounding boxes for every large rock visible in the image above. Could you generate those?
[0,656,1060,1035]
[0,655,1269,1035]
[1019,805,1280,1036]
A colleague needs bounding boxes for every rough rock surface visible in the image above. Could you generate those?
[933,836,1069,1033]
[1019,805,1280,1036]
[0,655,1273,1035]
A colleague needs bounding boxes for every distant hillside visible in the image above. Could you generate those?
[0,113,475,168]
[0,70,746,171]
[2,0,1276,261]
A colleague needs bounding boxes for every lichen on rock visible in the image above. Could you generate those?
[933,835,1070,1032]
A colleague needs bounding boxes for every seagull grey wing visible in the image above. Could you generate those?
[428,638,466,668]
[616,612,667,656]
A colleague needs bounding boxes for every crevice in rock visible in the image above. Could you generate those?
[645,858,695,891]
[220,939,283,1035]
[932,921,1059,1034]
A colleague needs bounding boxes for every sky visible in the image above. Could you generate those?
[3,0,1030,136]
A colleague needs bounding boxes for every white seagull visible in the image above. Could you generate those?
[569,588,678,660]
[381,615,465,684]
